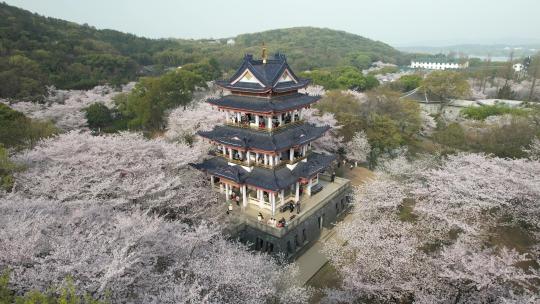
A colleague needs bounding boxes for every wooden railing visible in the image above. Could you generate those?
[234,177,351,238]
[224,119,305,133]
[215,152,311,170]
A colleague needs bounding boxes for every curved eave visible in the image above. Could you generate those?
[191,153,335,192]
[215,80,272,93]
[197,130,249,149]
[190,158,247,184]
[292,153,336,179]
[197,124,331,153]
[215,79,311,94]
[206,94,321,115]
[272,79,311,92]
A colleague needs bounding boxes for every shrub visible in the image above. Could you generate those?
[461,104,527,120]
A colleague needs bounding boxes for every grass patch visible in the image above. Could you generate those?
[488,225,535,253]
[398,198,417,222]
[461,104,527,120]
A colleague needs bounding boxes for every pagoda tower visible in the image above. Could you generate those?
[193,51,350,257]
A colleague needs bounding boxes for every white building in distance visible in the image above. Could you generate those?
[513,63,524,72]
[410,58,469,70]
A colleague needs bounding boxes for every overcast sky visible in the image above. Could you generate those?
[5,0,540,46]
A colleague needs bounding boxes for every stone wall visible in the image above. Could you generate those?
[236,187,352,260]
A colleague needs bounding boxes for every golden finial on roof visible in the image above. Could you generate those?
[262,42,267,64]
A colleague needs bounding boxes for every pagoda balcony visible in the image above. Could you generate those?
[224,119,305,133]
[226,175,351,238]
[211,148,312,169]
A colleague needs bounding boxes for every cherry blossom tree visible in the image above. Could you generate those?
[324,153,540,303]
[345,131,370,166]
[11,131,217,222]
[5,83,134,131]
[0,195,309,304]
[165,90,223,144]
[299,85,326,97]
[0,131,309,303]
[303,108,343,153]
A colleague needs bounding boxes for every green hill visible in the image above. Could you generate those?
[0,2,177,100]
[233,27,406,69]
[0,2,406,100]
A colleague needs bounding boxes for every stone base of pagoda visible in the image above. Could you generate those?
[224,175,352,260]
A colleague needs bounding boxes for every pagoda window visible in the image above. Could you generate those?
[262,191,270,204]
[284,112,292,124]
[293,110,300,121]
[257,116,266,129]
[247,187,257,200]
[271,116,280,129]
[247,113,256,125]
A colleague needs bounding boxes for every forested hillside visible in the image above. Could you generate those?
[235,27,406,69]
[0,2,406,100]
[0,2,180,100]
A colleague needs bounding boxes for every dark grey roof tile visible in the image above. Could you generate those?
[191,152,335,191]
[207,93,320,113]
[197,123,330,152]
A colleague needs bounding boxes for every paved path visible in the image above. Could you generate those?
[294,228,332,285]
[294,166,374,285]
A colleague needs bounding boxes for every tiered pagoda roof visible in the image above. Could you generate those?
[215,53,310,93]
[192,153,335,191]
[197,123,329,152]
[207,93,320,114]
